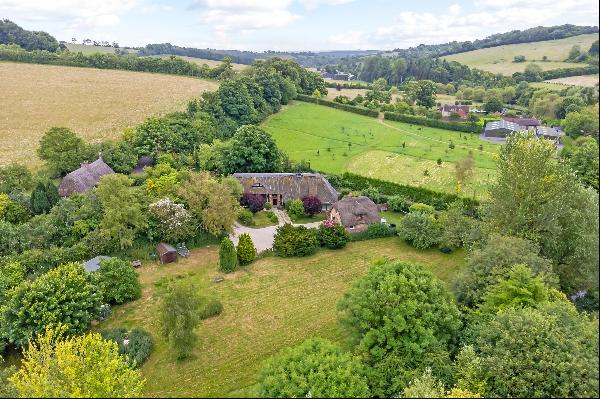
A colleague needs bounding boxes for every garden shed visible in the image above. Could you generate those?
[156,243,177,264]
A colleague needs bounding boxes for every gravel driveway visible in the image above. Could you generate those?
[230,221,322,253]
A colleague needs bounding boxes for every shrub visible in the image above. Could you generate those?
[148,198,194,243]
[317,219,350,249]
[387,195,411,213]
[200,299,223,320]
[237,208,254,226]
[241,192,266,213]
[398,212,442,249]
[301,195,322,215]
[102,327,154,367]
[236,233,256,265]
[219,237,238,273]
[265,210,278,223]
[350,223,397,241]
[95,258,142,305]
[285,199,305,221]
[361,186,387,204]
[273,223,318,257]
[409,202,435,214]
[264,202,272,210]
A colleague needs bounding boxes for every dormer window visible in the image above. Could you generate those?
[252,183,264,188]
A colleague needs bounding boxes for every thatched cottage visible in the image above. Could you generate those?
[328,196,381,232]
[58,158,114,197]
[232,173,338,210]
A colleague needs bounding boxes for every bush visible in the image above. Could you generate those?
[285,199,305,221]
[361,186,387,204]
[301,195,322,215]
[387,195,411,212]
[219,237,238,273]
[317,219,350,249]
[273,223,318,257]
[264,202,272,210]
[384,112,481,133]
[236,233,256,265]
[265,210,278,223]
[409,202,435,214]
[102,327,154,367]
[296,94,379,117]
[350,223,397,241]
[199,299,223,320]
[398,212,442,249]
[237,208,254,226]
[241,192,266,213]
[95,258,142,305]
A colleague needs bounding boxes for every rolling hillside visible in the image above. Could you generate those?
[443,33,598,75]
[0,62,217,167]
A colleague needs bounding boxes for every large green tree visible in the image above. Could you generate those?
[567,136,599,190]
[223,125,281,174]
[1,263,101,347]
[9,327,144,397]
[464,301,599,398]
[94,258,141,305]
[96,174,147,249]
[486,132,599,294]
[452,234,557,307]
[562,104,599,139]
[338,260,461,396]
[406,80,437,108]
[257,338,371,398]
[37,127,89,176]
[218,79,258,125]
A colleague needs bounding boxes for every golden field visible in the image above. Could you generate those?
[0,62,217,167]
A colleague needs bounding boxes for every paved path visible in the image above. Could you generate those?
[230,220,322,253]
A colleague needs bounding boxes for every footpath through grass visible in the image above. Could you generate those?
[263,102,498,197]
[98,238,465,397]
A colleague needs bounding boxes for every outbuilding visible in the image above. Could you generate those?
[156,243,177,264]
[483,120,523,138]
[328,196,381,233]
[58,158,114,197]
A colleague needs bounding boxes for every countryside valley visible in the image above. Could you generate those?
[0,4,599,399]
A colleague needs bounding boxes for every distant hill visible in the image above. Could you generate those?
[0,19,59,51]
[392,24,598,59]
[442,33,599,76]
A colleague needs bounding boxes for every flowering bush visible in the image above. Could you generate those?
[148,198,194,242]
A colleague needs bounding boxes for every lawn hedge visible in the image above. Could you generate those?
[383,112,481,133]
[295,94,379,117]
[330,172,480,212]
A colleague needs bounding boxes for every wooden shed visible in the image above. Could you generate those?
[156,243,177,264]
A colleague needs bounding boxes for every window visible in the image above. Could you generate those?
[251,183,264,188]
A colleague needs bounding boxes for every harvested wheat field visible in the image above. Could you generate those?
[0,62,218,167]
[544,74,599,87]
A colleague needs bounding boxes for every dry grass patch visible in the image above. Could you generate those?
[0,62,217,167]
[544,74,599,87]
[98,238,465,397]
[443,33,598,76]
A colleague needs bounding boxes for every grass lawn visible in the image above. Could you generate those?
[263,102,498,197]
[252,210,279,227]
[442,33,598,76]
[381,210,404,226]
[0,62,217,167]
[96,237,465,397]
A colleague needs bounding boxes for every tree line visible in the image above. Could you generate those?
[0,19,60,52]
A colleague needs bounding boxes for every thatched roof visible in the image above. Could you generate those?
[232,173,338,204]
[133,156,155,174]
[58,158,114,197]
[332,196,380,227]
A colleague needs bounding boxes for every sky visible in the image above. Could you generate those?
[0,0,598,51]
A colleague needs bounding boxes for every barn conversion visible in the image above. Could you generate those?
[328,196,381,232]
[232,173,339,210]
[58,158,114,197]
[502,116,541,130]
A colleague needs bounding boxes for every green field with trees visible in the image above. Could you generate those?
[263,102,498,196]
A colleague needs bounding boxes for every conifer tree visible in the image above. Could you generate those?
[237,233,256,265]
[219,237,238,273]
